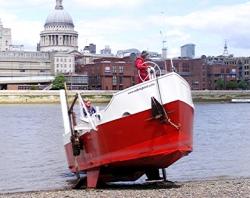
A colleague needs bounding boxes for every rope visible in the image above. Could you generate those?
[155,74,180,130]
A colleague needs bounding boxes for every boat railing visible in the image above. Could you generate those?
[139,61,162,82]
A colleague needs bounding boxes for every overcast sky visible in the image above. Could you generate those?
[0,0,250,57]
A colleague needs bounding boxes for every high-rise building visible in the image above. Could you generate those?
[100,45,112,55]
[0,19,11,51]
[161,40,167,59]
[181,44,195,58]
[84,43,96,54]
[39,0,78,52]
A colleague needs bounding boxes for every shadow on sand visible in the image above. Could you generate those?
[68,177,182,190]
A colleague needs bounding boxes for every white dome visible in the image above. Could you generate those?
[39,0,78,52]
[45,9,74,27]
[44,0,74,28]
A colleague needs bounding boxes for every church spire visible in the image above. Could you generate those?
[55,0,63,10]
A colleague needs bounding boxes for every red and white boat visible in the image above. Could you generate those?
[60,62,194,188]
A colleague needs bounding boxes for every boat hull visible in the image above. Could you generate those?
[64,99,193,183]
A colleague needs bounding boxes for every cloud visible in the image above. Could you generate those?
[1,0,250,56]
[146,1,250,56]
[0,0,51,7]
[72,0,147,8]
[0,9,41,50]
[76,16,147,52]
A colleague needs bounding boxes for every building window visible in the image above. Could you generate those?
[119,76,123,84]
[112,66,116,73]
[119,66,124,73]
[112,76,117,85]
[182,64,189,72]
[105,66,111,73]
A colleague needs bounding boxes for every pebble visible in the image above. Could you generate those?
[0,178,250,198]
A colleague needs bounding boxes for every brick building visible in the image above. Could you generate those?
[165,58,208,90]
[78,56,136,90]
[75,53,248,91]
[207,63,237,89]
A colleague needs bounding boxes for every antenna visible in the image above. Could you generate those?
[160,31,167,59]
[160,12,167,59]
[223,40,229,56]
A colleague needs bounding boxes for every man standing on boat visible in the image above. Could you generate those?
[135,51,149,83]
[83,99,96,116]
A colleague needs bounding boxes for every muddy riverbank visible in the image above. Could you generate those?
[1,90,250,104]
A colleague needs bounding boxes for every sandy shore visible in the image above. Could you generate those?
[0,178,249,198]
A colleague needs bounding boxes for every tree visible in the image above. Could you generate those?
[215,79,224,90]
[52,74,66,90]
[226,80,238,90]
[238,80,248,90]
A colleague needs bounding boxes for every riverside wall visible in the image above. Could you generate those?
[1,90,250,104]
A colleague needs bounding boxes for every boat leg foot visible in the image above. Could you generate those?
[145,168,163,182]
[87,168,100,188]
[73,177,86,189]
[162,168,167,182]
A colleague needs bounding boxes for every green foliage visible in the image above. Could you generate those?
[238,80,248,90]
[52,74,66,90]
[226,80,238,90]
[215,79,224,90]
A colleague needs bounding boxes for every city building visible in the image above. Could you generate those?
[38,0,78,52]
[64,74,88,90]
[165,57,208,90]
[161,39,167,59]
[78,56,136,90]
[0,51,54,90]
[53,52,76,74]
[161,47,167,59]
[237,57,250,82]
[0,19,11,51]
[100,45,112,55]
[181,44,195,58]
[83,43,96,54]
[207,63,237,90]
[116,49,140,58]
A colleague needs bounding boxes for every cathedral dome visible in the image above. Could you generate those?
[44,0,74,28]
[39,0,78,52]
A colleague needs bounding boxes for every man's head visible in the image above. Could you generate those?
[85,99,91,107]
[141,50,149,58]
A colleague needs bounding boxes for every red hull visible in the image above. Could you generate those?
[65,100,193,186]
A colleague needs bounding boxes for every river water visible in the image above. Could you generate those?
[0,103,250,193]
